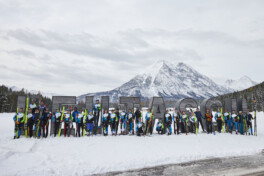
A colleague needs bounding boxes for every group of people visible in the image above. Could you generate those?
[13,99,256,139]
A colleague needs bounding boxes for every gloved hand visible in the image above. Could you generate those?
[15,121,20,125]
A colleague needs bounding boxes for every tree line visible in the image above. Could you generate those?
[0,85,51,112]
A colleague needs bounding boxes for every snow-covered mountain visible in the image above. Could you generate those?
[224,76,258,91]
[78,60,230,102]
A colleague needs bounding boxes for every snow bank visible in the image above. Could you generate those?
[0,112,264,176]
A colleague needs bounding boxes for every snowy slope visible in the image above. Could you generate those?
[0,112,263,176]
[225,76,258,91]
[78,60,229,102]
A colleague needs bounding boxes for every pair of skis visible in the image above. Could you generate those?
[221,108,225,133]
[14,108,19,138]
[254,111,257,136]
[24,98,29,138]
[58,107,65,137]
[190,109,199,134]
[146,109,154,135]
[35,114,42,138]
[83,109,88,137]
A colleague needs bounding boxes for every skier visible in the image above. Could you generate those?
[27,108,34,138]
[173,110,181,135]
[164,110,172,135]
[53,108,62,137]
[42,108,51,138]
[75,109,84,137]
[224,110,231,133]
[214,110,222,133]
[156,120,163,134]
[195,108,205,132]
[136,118,144,136]
[39,101,46,113]
[134,108,141,124]
[181,111,188,134]
[29,100,37,114]
[102,109,110,136]
[145,109,154,135]
[34,108,41,138]
[127,109,134,135]
[72,107,80,136]
[120,109,127,135]
[86,111,94,136]
[115,108,120,134]
[205,109,213,134]
[64,109,72,137]
[189,112,197,134]
[13,108,25,139]
[238,111,245,135]
[93,99,101,135]
[245,111,253,135]
[110,110,117,135]
[231,110,238,134]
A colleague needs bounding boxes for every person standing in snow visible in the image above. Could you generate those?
[86,111,94,136]
[181,111,188,134]
[110,110,117,135]
[75,109,84,137]
[189,112,197,134]
[42,108,51,138]
[134,108,142,124]
[102,109,110,136]
[127,109,134,135]
[223,110,231,133]
[120,109,127,135]
[145,108,153,135]
[53,108,62,137]
[238,111,245,135]
[231,110,238,134]
[63,109,72,137]
[195,108,205,132]
[245,111,253,135]
[115,108,120,134]
[173,110,181,134]
[214,110,222,133]
[34,108,41,138]
[27,108,34,138]
[72,107,80,136]
[93,99,101,135]
[13,108,25,139]
[205,109,213,134]
[164,110,172,135]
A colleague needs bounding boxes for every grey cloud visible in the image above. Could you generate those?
[5,29,201,63]
[119,28,264,49]
[6,49,35,58]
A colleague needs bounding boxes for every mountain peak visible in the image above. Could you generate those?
[78,60,229,102]
[225,75,257,91]
[239,75,253,82]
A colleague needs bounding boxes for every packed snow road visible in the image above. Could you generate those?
[0,112,264,176]
[97,151,264,176]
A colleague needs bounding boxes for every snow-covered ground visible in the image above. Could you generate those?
[0,112,264,176]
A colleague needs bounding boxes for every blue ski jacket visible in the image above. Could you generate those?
[145,112,152,121]
[194,111,203,120]
[120,111,127,122]
[72,111,79,121]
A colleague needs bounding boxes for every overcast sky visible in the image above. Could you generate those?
[0,0,263,96]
